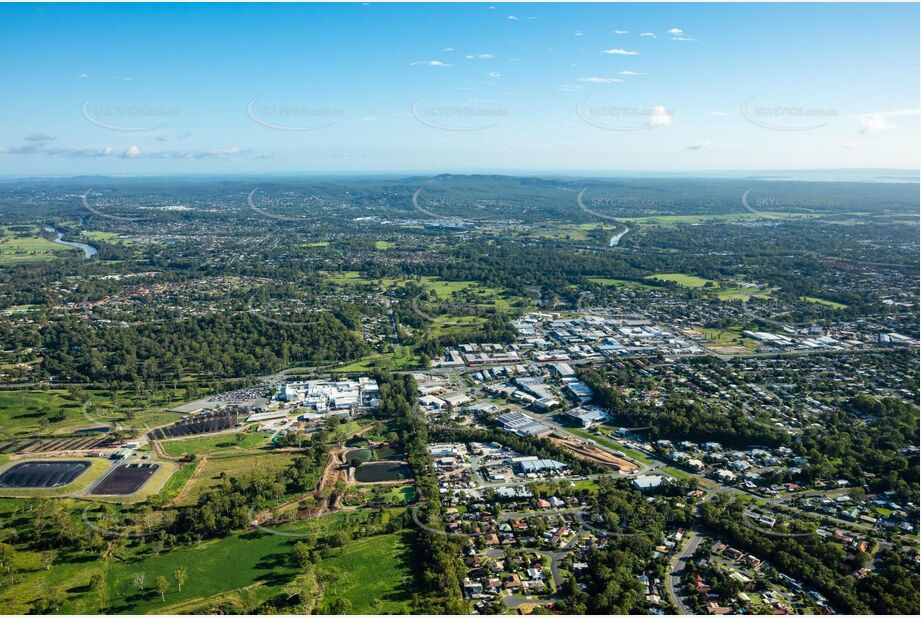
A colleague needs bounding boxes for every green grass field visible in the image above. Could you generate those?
[646,273,714,288]
[587,277,658,291]
[93,517,414,614]
[159,431,273,459]
[693,325,760,353]
[430,315,487,337]
[332,346,418,373]
[79,230,135,246]
[0,227,77,266]
[157,461,197,502]
[715,286,775,301]
[527,223,614,242]
[621,212,823,225]
[318,532,416,613]
[801,296,848,309]
[0,389,187,437]
[322,271,507,304]
[694,324,760,354]
[176,452,300,506]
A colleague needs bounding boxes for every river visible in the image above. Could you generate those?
[44,227,98,259]
[609,226,630,247]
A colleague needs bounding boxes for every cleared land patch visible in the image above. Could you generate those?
[801,295,848,309]
[647,273,713,288]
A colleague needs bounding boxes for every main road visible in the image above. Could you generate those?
[666,529,702,615]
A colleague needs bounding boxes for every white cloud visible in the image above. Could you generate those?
[843,142,857,149]
[507,15,518,20]
[574,30,583,37]
[25,133,55,142]
[649,105,673,128]
[488,72,501,79]
[410,60,452,67]
[639,32,656,37]
[614,30,630,35]
[667,28,683,35]
[50,146,114,158]
[602,48,639,56]
[78,73,88,79]
[672,36,698,42]
[0,142,45,155]
[444,47,454,52]
[579,76,623,84]
[143,146,248,159]
[685,140,712,150]
[709,111,728,116]
[466,53,494,60]
[849,108,920,133]
[618,70,644,76]
[199,146,242,157]
[0,140,251,160]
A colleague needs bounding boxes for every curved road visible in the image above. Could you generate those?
[666,529,702,615]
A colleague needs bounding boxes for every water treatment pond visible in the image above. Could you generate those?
[0,460,90,488]
[354,461,411,482]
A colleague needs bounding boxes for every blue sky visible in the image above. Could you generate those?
[0,2,918,176]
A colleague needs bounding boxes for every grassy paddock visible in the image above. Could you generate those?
[176,452,299,506]
[0,227,77,266]
[0,388,187,437]
[100,516,415,614]
[801,296,848,309]
[159,431,273,459]
[646,273,713,288]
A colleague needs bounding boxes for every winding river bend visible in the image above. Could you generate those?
[609,226,630,247]
[44,227,98,259]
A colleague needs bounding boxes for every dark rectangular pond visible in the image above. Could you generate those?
[90,463,159,495]
[0,460,90,488]
[354,461,412,482]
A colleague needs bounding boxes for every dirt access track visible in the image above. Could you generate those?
[549,432,638,472]
[249,444,349,526]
